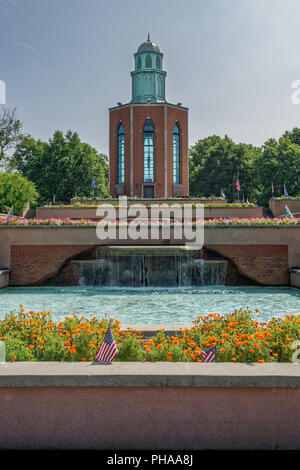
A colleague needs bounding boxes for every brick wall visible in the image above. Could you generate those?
[10,245,97,286]
[109,106,131,196]
[205,245,289,285]
[109,103,189,198]
[10,244,289,286]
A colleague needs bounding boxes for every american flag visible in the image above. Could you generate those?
[200,346,216,363]
[95,326,118,364]
[235,176,240,192]
[271,182,274,194]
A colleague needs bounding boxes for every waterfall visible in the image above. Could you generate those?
[71,249,227,287]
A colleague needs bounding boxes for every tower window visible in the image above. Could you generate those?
[155,56,161,69]
[173,122,180,184]
[144,119,154,183]
[145,54,152,68]
[117,123,125,184]
[137,56,142,70]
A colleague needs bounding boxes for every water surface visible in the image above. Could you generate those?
[0,286,299,324]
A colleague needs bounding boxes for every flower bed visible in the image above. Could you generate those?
[0,308,299,363]
[0,216,300,226]
[44,202,256,208]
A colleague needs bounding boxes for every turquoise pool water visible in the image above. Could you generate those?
[0,286,300,324]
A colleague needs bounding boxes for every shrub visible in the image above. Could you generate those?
[0,308,299,363]
[0,172,38,215]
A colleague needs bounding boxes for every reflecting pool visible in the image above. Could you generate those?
[0,286,299,324]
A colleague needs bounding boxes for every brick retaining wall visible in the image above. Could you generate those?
[10,245,97,285]
[9,243,289,286]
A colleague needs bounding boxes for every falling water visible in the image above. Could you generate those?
[71,250,227,287]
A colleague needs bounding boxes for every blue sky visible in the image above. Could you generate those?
[1,0,300,155]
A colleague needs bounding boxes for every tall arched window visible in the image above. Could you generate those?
[117,123,125,184]
[144,119,154,183]
[145,54,152,68]
[137,56,142,70]
[155,56,161,69]
[173,122,180,184]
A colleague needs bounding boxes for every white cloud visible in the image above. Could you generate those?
[0,0,17,17]
[20,42,35,52]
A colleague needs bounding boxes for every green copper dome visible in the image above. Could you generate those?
[131,35,166,103]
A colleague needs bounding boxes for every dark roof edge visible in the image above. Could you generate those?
[109,102,189,111]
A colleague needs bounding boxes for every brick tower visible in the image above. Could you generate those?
[109,35,189,198]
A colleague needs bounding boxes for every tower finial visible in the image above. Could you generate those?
[147,32,150,41]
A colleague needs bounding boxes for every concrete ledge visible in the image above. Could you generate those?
[290,268,300,288]
[0,269,9,289]
[1,362,300,449]
[124,323,191,336]
[1,362,300,388]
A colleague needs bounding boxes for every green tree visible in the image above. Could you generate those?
[0,108,22,165]
[0,172,38,215]
[13,130,108,204]
[253,132,300,206]
[189,135,261,202]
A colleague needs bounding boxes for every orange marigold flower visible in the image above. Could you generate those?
[81,357,87,362]
[232,357,237,362]
[167,356,172,361]
[29,345,34,349]
[258,359,264,363]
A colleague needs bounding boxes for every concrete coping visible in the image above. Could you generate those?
[122,323,192,336]
[0,269,9,274]
[1,224,300,229]
[0,362,300,388]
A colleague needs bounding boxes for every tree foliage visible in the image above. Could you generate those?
[12,130,108,204]
[0,108,22,164]
[189,135,261,202]
[0,172,38,215]
[189,129,300,206]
